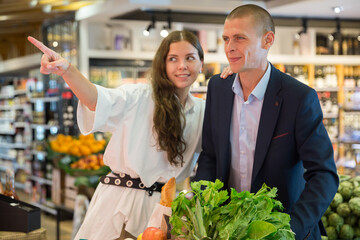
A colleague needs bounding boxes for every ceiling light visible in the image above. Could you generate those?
[143,30,150,36]
[160,10,172,38]
[333,6,344,14]
[29,0,38,7]
[143,23,153,36]
[160,28,168,38]
[143,15,155,37]
[42,4,52,13]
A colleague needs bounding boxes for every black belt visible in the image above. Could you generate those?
[100,171,164,196]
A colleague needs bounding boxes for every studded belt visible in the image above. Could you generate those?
[100,171,164,196]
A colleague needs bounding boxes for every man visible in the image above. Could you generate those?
[194,4,339,240]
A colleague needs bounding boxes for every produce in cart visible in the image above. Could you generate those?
[141,177,176,239]
[170,180,295,240]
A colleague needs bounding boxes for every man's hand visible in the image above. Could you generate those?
[27,36,70,76]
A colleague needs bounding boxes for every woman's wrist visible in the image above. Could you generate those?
[61,62,71,77]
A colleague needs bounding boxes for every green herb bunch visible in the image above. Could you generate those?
[169,179,295,240]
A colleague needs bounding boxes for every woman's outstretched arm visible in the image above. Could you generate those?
[28,36,98,111]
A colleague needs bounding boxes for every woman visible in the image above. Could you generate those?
[28,30,205,239]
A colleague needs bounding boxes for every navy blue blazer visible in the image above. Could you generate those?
[194,64,339,240]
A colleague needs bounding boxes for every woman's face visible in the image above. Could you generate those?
[165,40,203,94]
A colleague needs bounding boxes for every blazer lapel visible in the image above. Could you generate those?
[252,66,282,184]
[218,75,236,174]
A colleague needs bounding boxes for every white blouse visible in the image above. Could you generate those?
[77,83,204,186]
[74,83,205,239]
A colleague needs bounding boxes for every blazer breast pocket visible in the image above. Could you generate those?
[271,132,290,147]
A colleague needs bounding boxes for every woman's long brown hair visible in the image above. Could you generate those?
[151,30,204,166]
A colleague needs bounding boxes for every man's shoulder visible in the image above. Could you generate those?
[208,73,235,86]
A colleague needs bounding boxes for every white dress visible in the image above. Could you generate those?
[74,83,205,240]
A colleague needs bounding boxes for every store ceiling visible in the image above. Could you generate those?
[0,0,105,37]
[112,0,360,29]
[0,0,359,42]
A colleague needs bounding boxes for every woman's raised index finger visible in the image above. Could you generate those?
[27,36,52,55]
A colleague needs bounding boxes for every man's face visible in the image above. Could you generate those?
[222,16,268,74]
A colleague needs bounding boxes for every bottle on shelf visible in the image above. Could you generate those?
[342,37,348,55]
[0,173,3,194]
[3,169,19,200]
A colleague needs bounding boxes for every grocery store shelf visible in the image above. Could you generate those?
[31,124,59,130]
[87,49,155,60]
[15,182,26,190]
[28,175,52,186]
[0,153,16,160]
[29,96,60,103]
[14,122,29,128]
[268,54,360,65]
[0,105,27,110]
[314,87,339,92]
[323,113,339,119]
[0,142,29,149]
[0,130,16,135]
[0,53,41,75]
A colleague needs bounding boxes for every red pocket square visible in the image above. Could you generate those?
[272,132,289,140]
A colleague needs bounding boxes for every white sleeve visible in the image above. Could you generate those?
[77,83,149,134]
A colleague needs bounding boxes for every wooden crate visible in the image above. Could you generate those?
[64,174,78,209]
[51,168,64,205]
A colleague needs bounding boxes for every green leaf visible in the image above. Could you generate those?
[247,220,277,239]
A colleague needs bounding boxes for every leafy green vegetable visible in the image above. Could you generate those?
[170,180,295,240]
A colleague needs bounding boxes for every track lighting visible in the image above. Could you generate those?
[331,18,341,38]
[160,10,172,38]
[143,16,155,37]
[296,18,308,39]
[333,6,344,14]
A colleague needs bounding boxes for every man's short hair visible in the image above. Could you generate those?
[226,4,275,35]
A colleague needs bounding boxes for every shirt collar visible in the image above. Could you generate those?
[232,62,271,101]
[174,92,195,113]
[184,92,195,113]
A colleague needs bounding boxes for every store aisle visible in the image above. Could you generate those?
[41,213,73,240]
[15,190,74,240]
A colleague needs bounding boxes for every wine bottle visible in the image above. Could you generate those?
[342,37,348,55]
[3,169,19,200]
[0,173,3,194]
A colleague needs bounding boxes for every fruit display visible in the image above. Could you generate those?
[48,133,110,177]
[70,153,105,170]
[322,175,360,240]
[49,133,106,157]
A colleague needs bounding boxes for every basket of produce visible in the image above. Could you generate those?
[142,179,295,240]
[321,174,360,240]
[48,133,110,176]
[58,153,110,177]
